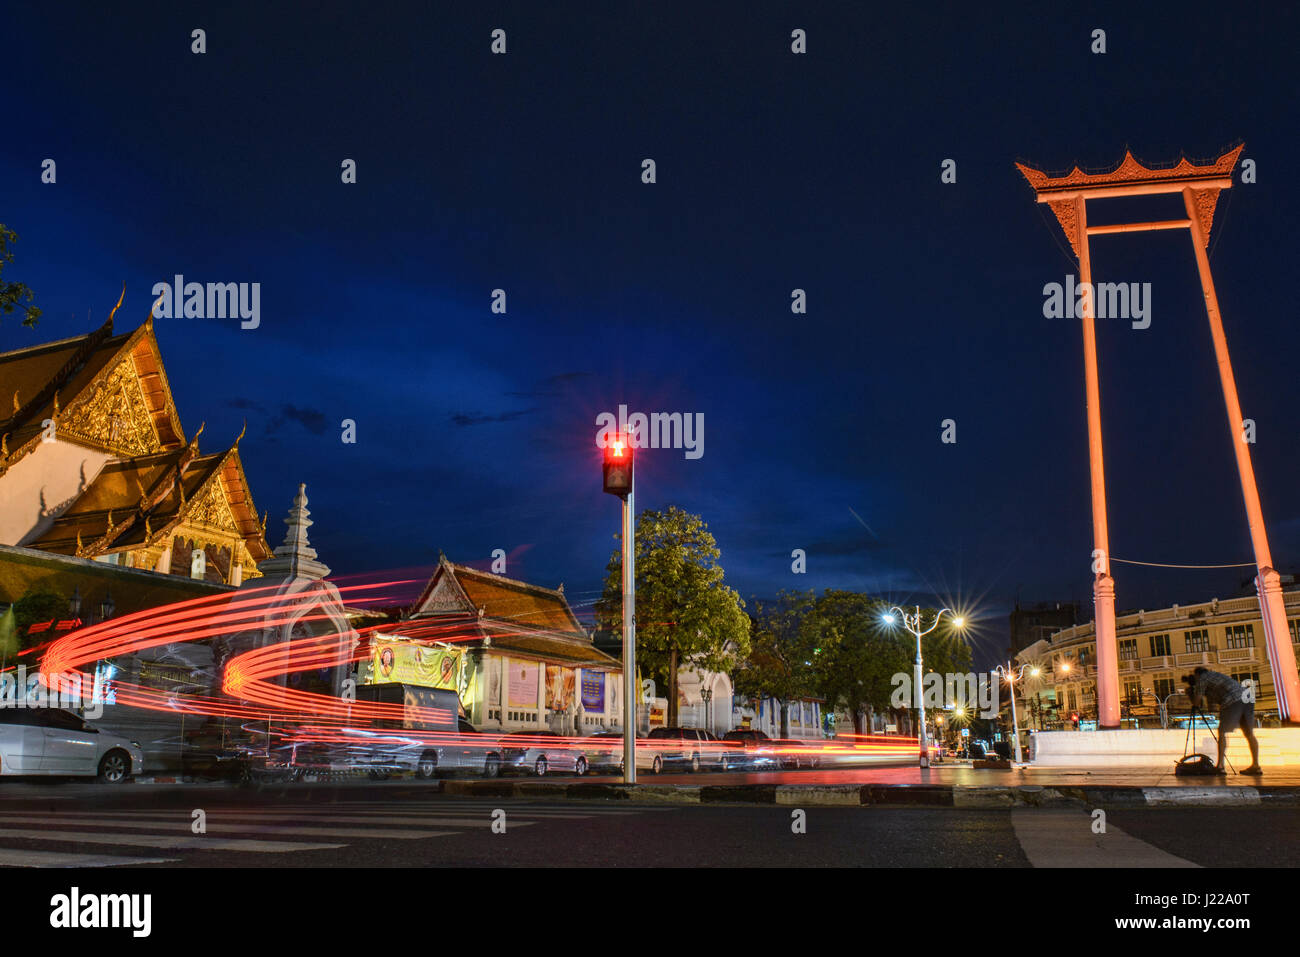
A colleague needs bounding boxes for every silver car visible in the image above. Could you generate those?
[0,708,144,783]
[499,730,588,777]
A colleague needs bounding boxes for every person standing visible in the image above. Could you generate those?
[1183,667,1262,775]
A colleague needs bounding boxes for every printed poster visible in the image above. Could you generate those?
[371,638,463,690]
[580,669,605,712]
[545,665,575,711]
[508,659,539,708]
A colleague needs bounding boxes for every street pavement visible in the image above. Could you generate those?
[0,779,1296,867]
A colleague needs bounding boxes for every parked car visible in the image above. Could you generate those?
[771,737,823,769]
[645,727,727,772]
[583,731,625,773]
[500,730,588,777]
[720,729,783,771]
[0,708,144,783]
[583,731,666,774]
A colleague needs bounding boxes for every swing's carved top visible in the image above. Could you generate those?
[1017,145,1244,257]
[1015,144,1243,195]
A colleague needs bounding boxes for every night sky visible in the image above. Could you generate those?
[4,3,1298,665]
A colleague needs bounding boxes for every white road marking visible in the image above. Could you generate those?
[0,812,529,833]
[0,827,343,853]
[1011,809,1199,868]
[0,848,177,867]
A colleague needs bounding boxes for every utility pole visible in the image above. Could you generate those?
[603,432,636,783]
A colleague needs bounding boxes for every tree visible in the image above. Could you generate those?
[0,605,17,671]
[11,590,69,652]
[732,591,818,737]
[0,225,41,327]
[595,506,750,726]
[801,590,906,734]
[800,592,973,735]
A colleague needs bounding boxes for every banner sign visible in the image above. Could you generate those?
[371,639,462,691]
[546,665,575,711]
[580,670,605,712]
[507,659,539,708]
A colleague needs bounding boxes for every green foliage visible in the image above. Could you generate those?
[0,225,42,327]
[11,591,69,651]
[0,606,17,661]
[595,506,750,691]
[732,590,818,704]
[801,590,907,716]
[733,590,975,725]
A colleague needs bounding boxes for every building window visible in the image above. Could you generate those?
[1123,680,1143,705]
[1149,634,1171,657]
[1078,648,1090,667]
[1184,629,1210,654]
[1230,670,1260,687]
[1226,624,1255,649]
[1153,676,1175,700]
[1067,688,1077,711]
[1119,639,1138,661]
[1290,619,1300,644]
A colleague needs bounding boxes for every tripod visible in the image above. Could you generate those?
[1185,704,1236,775]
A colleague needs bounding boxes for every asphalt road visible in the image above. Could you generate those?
[0,779,1296,868]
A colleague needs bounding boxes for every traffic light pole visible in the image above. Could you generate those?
[622,471,636,785]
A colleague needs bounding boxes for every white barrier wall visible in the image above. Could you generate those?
[1030,729,1300,767]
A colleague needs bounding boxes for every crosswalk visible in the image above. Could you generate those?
[0,800,677,867]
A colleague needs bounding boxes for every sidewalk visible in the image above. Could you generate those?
[437,764,1300,807]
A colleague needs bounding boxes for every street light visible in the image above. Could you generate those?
[602,432,636,785]
[881,605,964,768]
[992,661,1039,764]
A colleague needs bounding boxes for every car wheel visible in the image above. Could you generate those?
[574,756,587,777]
[483,754,501,778]
[651,755,663,775]
[690,753,700,773]
[535,756,548,777]
[97,750,130,784]
[416,751,439,780]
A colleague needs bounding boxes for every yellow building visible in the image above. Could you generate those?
[1017,590,1300,727]
[0,314,269,584]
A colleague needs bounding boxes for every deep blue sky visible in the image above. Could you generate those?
[3,2,1298,664]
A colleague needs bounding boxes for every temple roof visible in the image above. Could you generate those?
[0,313,185,466]
[409,556,588,637]
[23,441,270,562]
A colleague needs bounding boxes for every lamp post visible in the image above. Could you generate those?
[992,661,1040,764]
[602,432,636,784]
[882,606,964,768]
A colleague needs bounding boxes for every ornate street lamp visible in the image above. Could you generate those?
[881,606,965,768]
[992,661,1041,764]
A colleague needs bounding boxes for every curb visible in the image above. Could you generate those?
[121,776,1300,808]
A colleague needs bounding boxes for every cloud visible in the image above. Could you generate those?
[451,408,537,427]
[506,371,592,398]
[262,403,329,437]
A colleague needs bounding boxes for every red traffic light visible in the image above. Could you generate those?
[603,432,634,496]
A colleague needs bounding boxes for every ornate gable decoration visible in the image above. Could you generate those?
[185,477,240,533]
[1017,145,1243,254]
[59,356,161,457]
[411,563,476,618]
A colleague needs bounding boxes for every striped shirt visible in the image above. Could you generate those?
[1191,670,1243,707]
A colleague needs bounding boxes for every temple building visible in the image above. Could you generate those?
[389,557,622,734]
[0,313,270,584]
